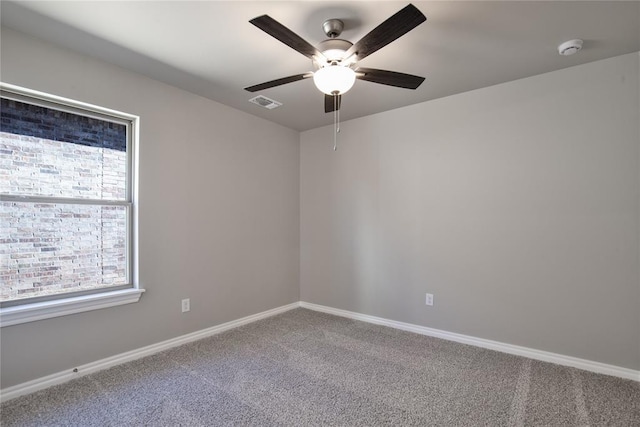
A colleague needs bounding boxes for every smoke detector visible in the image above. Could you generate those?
[558,39,583,56]
[249,95,282,109]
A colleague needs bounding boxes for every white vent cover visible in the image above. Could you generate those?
[249,95,282,109]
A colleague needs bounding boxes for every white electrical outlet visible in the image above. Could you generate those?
[425,293,434,306]
[181,298,190,313]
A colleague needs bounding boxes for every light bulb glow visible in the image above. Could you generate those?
[313,65,356,95]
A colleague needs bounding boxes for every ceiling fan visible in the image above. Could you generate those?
[244,4,427,114]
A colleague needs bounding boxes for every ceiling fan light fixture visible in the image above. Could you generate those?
[313,65,356,95]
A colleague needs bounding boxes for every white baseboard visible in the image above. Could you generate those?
[299,301,640,382]
[3,300,637,403]
[0,302,300,403]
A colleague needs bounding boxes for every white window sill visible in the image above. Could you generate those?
[0,288,145,327]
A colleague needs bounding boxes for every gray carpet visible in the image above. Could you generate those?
[1,308,638,426]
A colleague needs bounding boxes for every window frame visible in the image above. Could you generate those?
[0,83,143,327]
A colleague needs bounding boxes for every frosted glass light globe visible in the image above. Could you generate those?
[313,65,356,95]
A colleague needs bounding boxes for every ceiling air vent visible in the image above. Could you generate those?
[249,95,282,110]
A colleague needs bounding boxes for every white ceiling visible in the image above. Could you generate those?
[1,1,639,131]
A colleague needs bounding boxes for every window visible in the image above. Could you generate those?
[0,83,143,326]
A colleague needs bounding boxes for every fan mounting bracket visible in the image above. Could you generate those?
[322,19,344,38]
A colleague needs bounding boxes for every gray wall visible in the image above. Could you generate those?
[2,26,638,389]
[1,28,300,388]
[301,52,640,371]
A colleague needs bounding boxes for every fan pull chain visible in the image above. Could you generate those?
[333,93,340,151]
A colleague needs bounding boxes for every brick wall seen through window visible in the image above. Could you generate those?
[0,97,131,302]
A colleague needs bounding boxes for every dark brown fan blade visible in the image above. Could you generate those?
[324,94,342,113]
[356,68,425,89]
[250,15,324,60]
[344,4,426,61]
[245,73,313,92]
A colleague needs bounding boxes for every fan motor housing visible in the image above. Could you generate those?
[315,39,354,65]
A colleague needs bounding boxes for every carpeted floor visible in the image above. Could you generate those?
[1,308,639,426]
